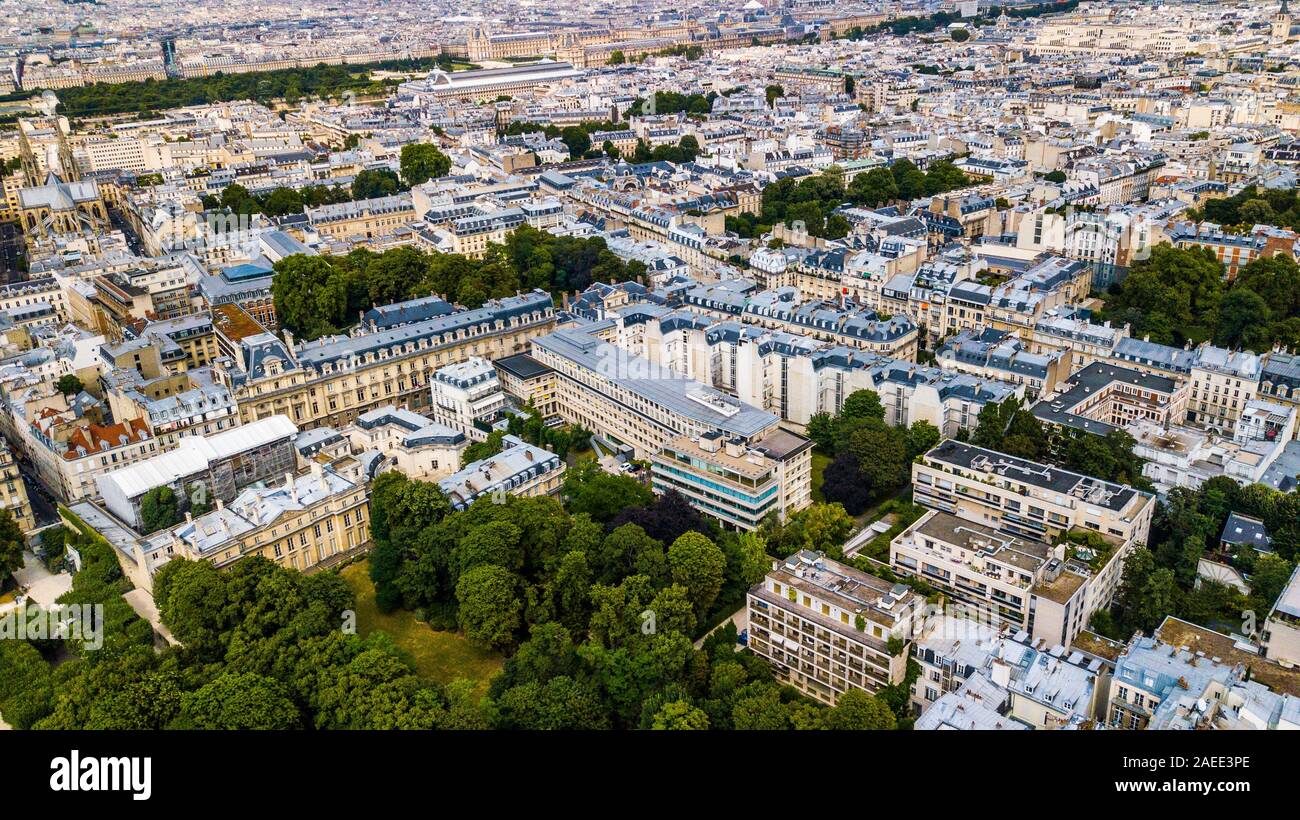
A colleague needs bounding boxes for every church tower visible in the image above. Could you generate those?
[1274,0,1292,45]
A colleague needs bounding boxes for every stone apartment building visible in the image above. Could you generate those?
[222,290,555,431]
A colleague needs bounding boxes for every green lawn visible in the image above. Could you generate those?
[810,450,832,504]
[341,560,502,696]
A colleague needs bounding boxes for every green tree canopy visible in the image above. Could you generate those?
[399,142,451,186]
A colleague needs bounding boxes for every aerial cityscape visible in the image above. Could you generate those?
[2,0,1300,748]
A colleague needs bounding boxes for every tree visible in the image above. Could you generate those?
[806,412,836,451]
[906,420,941,459]
[826,689,896,730]
[0,640,53,729]
[451,520,524,579]
[455,564,524,651]
[179,671,301,729]
[312,644,442,730]
[562,461,654,522]
[1115,547,1180,634]
[1099,244,1223,347]
[608,489,710,546]
[732,688,790,729]
[922,161,970,196]
[667,531,726,619]
[56,374,84,395]
[1043,170,1067,183]
[364,246,430,308]
[765,84,785,107]
[891,158,928,201]
[1238,199,1275,226]
[721,531,771,597]
[271,253,348,339]
[494,676,610,729]
[796,504,856,556]
[950,28,971,42]
[821,451,871,515]
[591,523,666,586]
[559,126,592,159]
[848,167,899,208]
[765,503,855,559]
[1250,553,1294,614]
[848,420,910,493]
[260,186,304,217]
[399,142,450,186]
[461,429,506,466]
[607,50,626,65]
[0,509,23,579]
[351,168,402,200]
[138,486,180,534]
[972,398,1048,461]
[651,699,710,729]
[1136,568,1180,632]
[1234,255,1300,319]
[1216,288,1272,351]
[153,558,231,654]
[546,552,592,633]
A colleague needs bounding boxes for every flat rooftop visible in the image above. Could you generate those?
[912,509,1054,574]
[494,353,555,381]
[759,549,915,630]
[210,302,267,343]
[660,434,774,481]
[923,439,1143,514]
[1155,617,1300,699]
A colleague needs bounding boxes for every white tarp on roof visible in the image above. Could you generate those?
[95,415,298,526]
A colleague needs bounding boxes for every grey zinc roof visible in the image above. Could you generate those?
[362,295,455,329]
[533,328,777,439]
[1030,361,1181,435]
[1220,513,1271,551]
[355,405,465,447]
[295,289,552,371]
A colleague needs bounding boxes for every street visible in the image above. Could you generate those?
[16,457,60,528]
[0,221,23,279]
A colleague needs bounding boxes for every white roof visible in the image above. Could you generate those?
[97,415,297,499]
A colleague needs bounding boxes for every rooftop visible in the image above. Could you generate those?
[923,439,1144,514]
[532,328,778,440]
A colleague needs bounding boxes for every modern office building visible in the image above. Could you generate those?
[891,508,1121,647]
[494,353,559,420]
[651,428,812,530]
[530,327,785,456]
[531,327,813,526]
